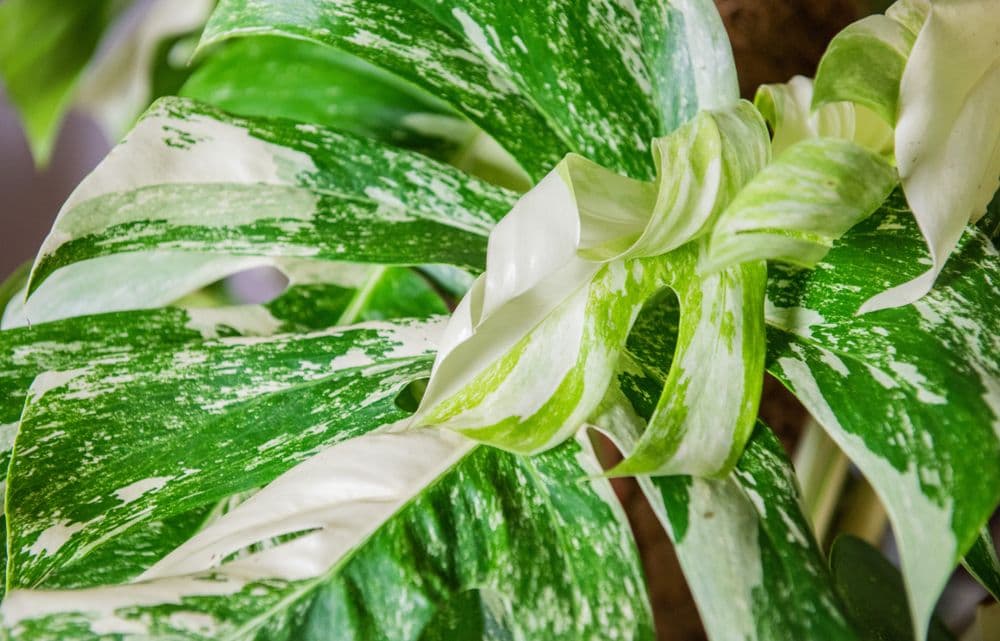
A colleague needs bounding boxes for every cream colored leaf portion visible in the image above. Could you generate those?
[860,0,1000,312]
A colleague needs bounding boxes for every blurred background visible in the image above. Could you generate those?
[0,1,993,640]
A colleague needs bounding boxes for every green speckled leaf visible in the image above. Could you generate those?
[3,428,653,640]
[27,96,517,298]
[200,0,566,181]
[409,0,658,178]
[962,527,1000,602]
[6,317,442,589]
[766,191,1000,639]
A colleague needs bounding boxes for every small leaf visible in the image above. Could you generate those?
[962,527,1000,602]
[0,0,125,164]
[830,535,954,641]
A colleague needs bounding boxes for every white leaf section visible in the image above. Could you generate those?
[860,0,1000,312]
[140,427,474,581]
[755,76,892,157]
[2,253,270,329]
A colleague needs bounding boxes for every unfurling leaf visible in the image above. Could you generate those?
[415,101,769,477]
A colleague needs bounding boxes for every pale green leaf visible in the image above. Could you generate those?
[811,3,925,126]
[766,191,1000,639]
[26,96,517,299]
[703,137,897,273]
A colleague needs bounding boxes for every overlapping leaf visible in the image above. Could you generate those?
[200,0,567,181]
[413,102,769,477]
[594,301,859,640]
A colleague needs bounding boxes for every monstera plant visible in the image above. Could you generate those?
[0,0,998,639]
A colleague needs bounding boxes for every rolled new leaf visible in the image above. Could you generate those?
[702,137,897,273]
[415,101,770,477]
[812,0,1000,313]
[755,76,893,157]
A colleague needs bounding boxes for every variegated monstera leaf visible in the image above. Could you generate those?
[0,0,998,640]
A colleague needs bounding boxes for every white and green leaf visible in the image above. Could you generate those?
[200,0,567,181]
[27,96,516,299]
[6,317,443,589]
[812,0,1000,312]
[766,191,1000,639]
[415,103,768,476]
[3,396,653,640]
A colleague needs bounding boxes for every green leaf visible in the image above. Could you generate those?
[962,527,1000,602]
[181,35,477,162]
[766,191,1000,639]
[407,0,658,178]
[0,0,125,164]
[830,535,954,641]
[703,137,897,273]
[200,0,566,181]
[26,96,517,298]
[3,426,654,639]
